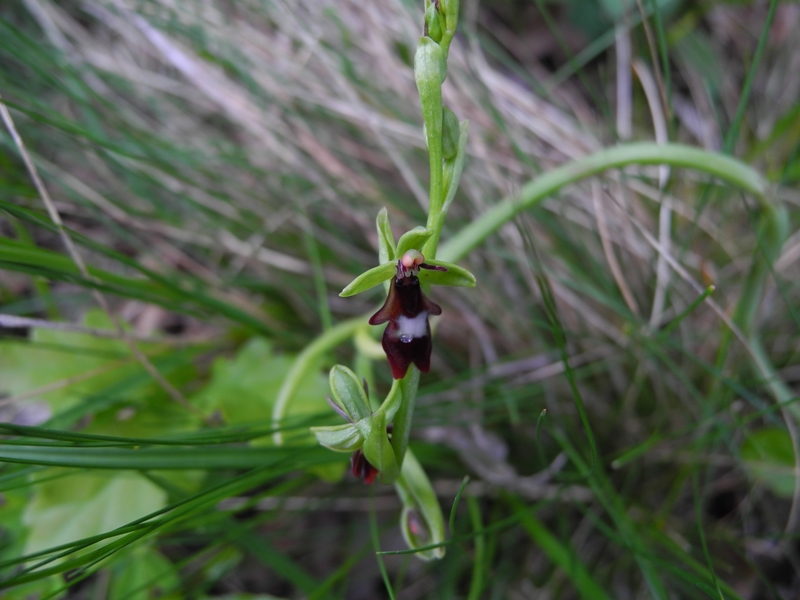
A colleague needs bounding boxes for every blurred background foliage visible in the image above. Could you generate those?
[0,0,799,598]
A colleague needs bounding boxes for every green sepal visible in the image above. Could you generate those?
[376,208,396,264]
[311,423,363,453]
[441,108,460,160]
[361,410,399,484]
[396,227,433,257]
[442,120,469,215]
[418,259,476,287]
[329,365,372,422]
[339,261,395,297]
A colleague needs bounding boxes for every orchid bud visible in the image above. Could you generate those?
[394,449,446,560]
[329,365,371,422]
[424,3,443,43]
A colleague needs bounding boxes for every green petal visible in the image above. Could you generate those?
[339,261,396,297]
[417,259,476,287]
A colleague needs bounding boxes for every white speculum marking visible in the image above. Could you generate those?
[396,313,428,343]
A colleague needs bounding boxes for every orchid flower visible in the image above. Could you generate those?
[368,251,445,379]
[340,223,476,380]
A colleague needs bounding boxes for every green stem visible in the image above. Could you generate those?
[389,367,421,470]
[423,211,445,260]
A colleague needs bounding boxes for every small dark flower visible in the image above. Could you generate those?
[369,251,445,379]
[351,449,379,484]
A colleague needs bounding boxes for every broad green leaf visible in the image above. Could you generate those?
[0,309,138,412]
[191,338,343,480]
[741,427,795,498]
[23,470,167,557]
[193,338,325,434]
[417,259,476,287]
[396,227,433,257]
[339,261,395,297]
[0,309,199,442]
[109,546,180,600]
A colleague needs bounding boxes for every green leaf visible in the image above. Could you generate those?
[190,337,345,479]
[376,207,396,264]
[22,470,167,557]
[0,444,338,470]
[194,338,329,438]
[1,576,65,600]
[417,259,476,287]
[329,365,371,422]
[339,261,395,297]
[396,227,434,257]
[196,338,303,425]
[508,495,612,600]
[0,309,139,413]
[741,427,795,498]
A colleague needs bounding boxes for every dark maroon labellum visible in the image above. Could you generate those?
[369,262,442,379]
[351,449,378,484]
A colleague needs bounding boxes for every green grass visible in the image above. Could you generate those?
[1,0,799,598]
